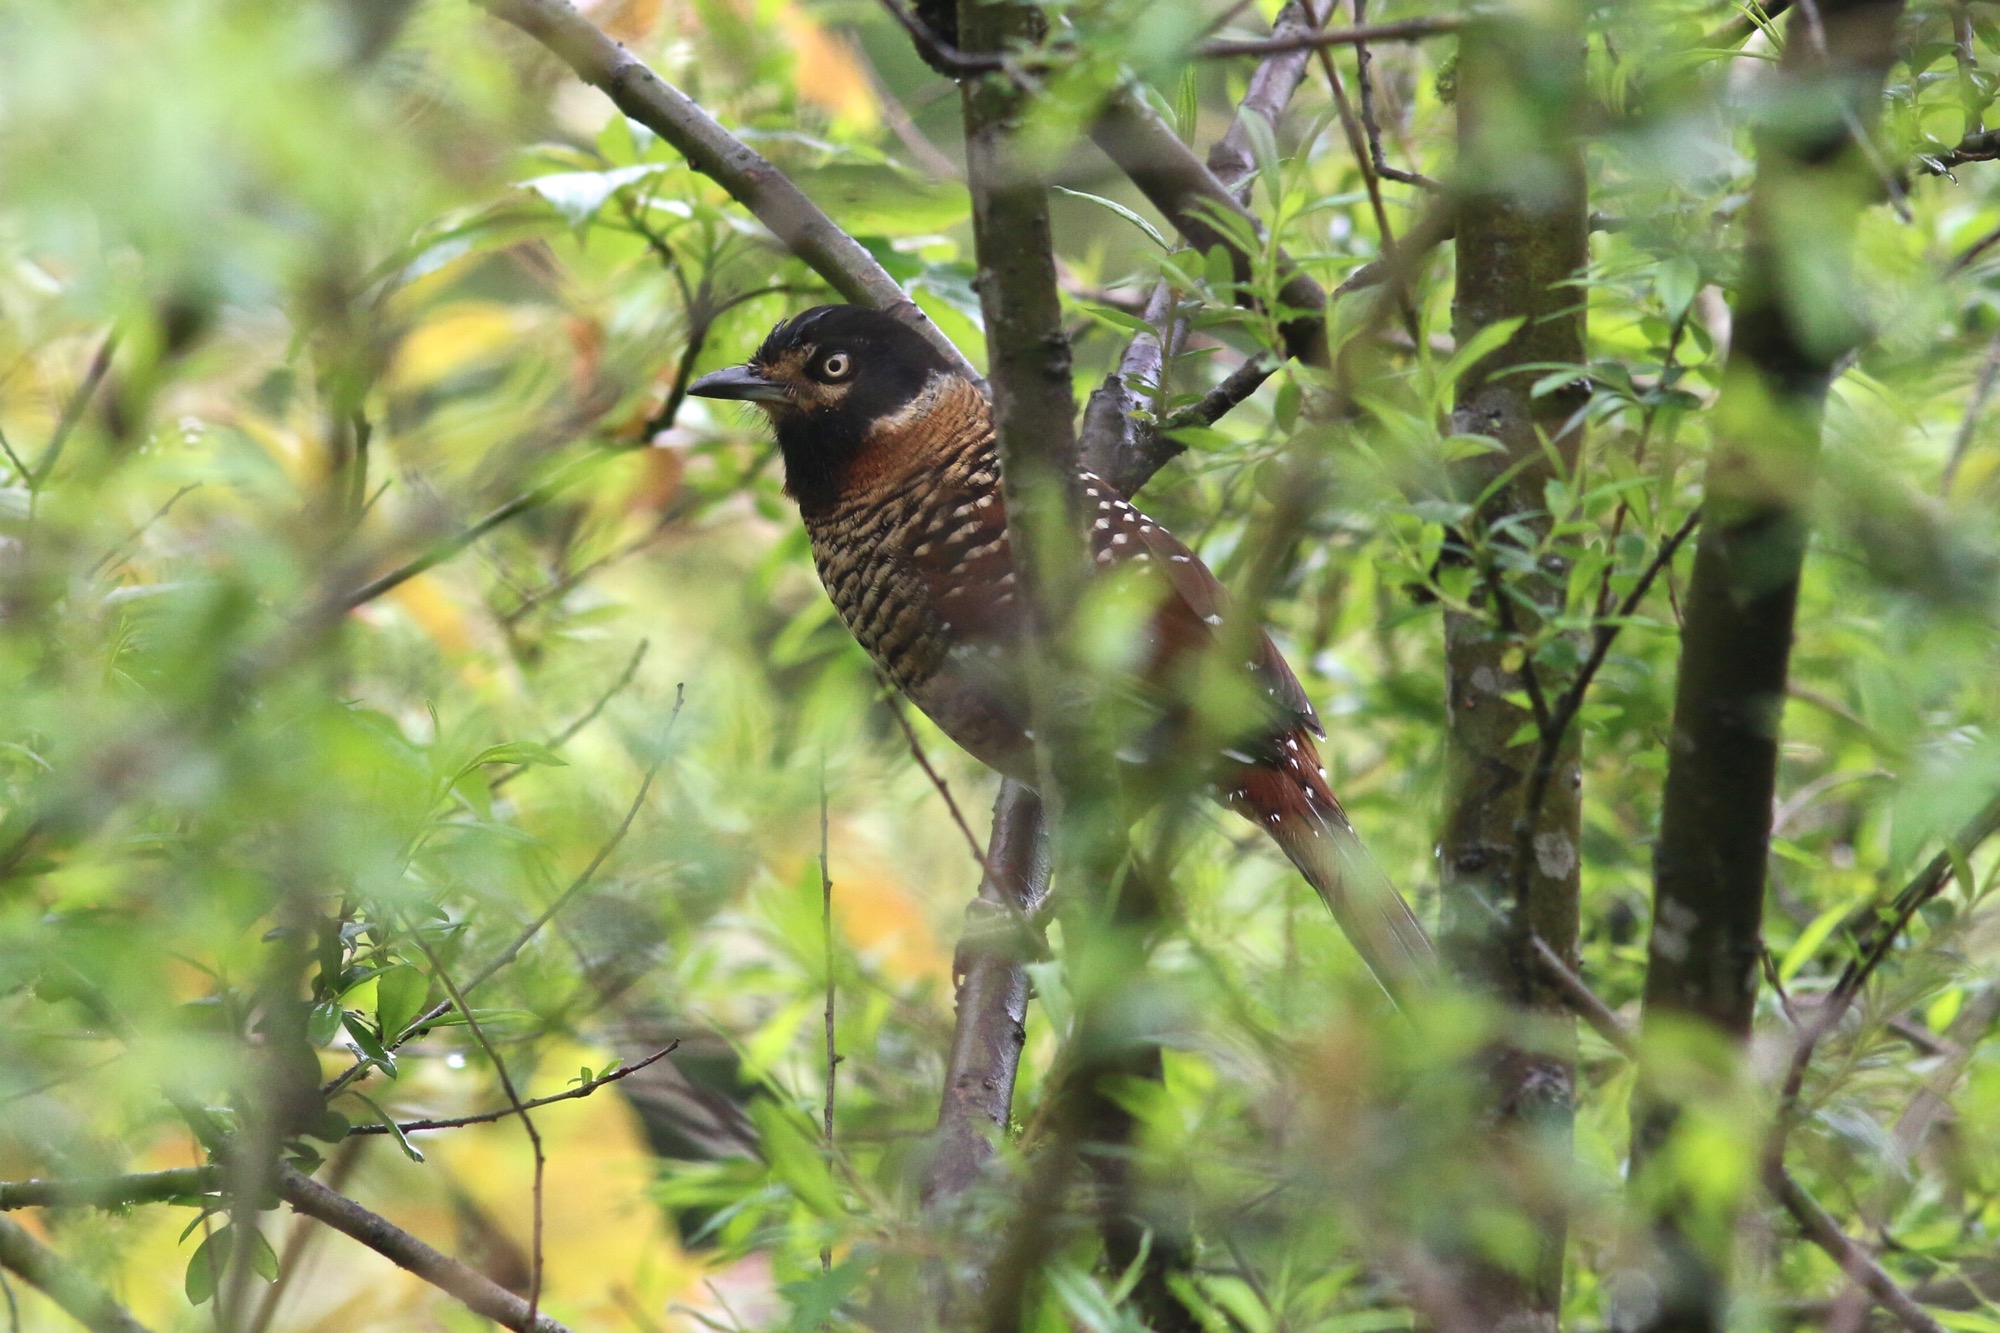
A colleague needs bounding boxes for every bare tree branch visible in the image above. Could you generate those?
[0,1168,220,1212]
[473,0,974,380]
[0,1217,151,1333]
[1089,89,1332,369]
[1632,7,1907,1325]
[1765,1169,1947,1333]
[275,1165,574,1333]
[924,784,1051,1206]
[1435,10,1591,1326]
[1080,0,1319,492]
[1199,13,1466,58]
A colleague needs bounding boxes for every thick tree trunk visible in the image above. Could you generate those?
[1439,10,1589,1328]
[1629,4,1905,1330]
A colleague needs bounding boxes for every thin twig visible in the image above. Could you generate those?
[1531,935,1635,1056]
[1298,0,1419,340]
[341,480,564,611]
[1200,13,1466,58]
[1504,512,1701,926]
[1351,0,1439,189]
[819,779,837,1274]
[324,701,679,1099]
[1948,220,2000,272]
[1917,127,2000,177]
[86,484,203,578]
[876,678,988,870]
[274,1165,574,1333]
[400,917,547,1325]
[346,1042,681,1136]
[491,639,651,790]
[875,0,1005,73]
[1940,330,2000,495]
[1769,790,2000,1159]
[29,332,119,490]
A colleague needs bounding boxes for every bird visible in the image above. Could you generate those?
[690,304,1435,1001]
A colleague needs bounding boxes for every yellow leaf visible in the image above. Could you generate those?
[386,573,476,657]
[388,302,527,393]
[833,862,949,988]
[777,6,878,131]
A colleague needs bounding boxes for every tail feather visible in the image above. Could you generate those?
[1229,732,1437,1005]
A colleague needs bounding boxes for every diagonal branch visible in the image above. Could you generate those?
[1080,0,1320,492]
[1764,1169,1946,1333]
[0,1216,152,1333]
[1090,89,1331,369]
[473,0,974,380]
[275,1165,574,1333]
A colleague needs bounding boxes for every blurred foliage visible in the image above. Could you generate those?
[0,0,1998,1329]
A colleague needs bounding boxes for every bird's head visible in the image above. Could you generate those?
[689,304,958,510]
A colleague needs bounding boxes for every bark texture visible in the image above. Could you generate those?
[1631,3,1906,1330]
[1439,10,1589,1329]
[924,783,1050,1204]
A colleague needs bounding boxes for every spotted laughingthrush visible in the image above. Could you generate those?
[690,305,1436,999]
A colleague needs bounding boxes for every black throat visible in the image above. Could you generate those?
[774,410,870,518]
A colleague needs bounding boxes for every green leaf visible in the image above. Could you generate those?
[1239,109,1283,205]
[185,1228,226,1306]
[1165,425,1235,453]
[750,1100,842,1218]
[1436,317,1526,392]
[306,999,344,1047]
[1173,66,1200,143]
[374,965,429,1043]
[1078,303,1158,337]
[1779,903,1849,982]
[1656,256,1700,324]
[182,1225,273,1303]
[340,1012,397,1078]
[352,1091,426,1163]
[520,165,665,227]
[465,741,569,770]
[300,1105,350,1144]
[1051,186,1168,249]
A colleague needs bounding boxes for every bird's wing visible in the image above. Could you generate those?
[1076,471,1323,743]
[903,464,1320,750]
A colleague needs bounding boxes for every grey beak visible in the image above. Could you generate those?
[688,364,790,404]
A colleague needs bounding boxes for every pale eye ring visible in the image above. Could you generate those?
[819,352,852,380]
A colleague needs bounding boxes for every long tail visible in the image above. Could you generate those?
[1229,730,1438,1006]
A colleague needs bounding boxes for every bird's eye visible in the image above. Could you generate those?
[819,352,852,381]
